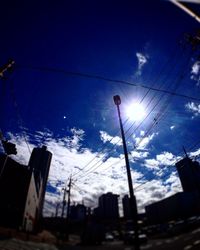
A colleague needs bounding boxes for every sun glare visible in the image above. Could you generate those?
[126,102,146,121]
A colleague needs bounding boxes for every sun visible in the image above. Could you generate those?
[126,102,146,121]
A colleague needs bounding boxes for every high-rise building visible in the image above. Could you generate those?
[122,195,131,219]
[0,153,38,231]
[98,192,119,220]
[70,204,87,221]
[28,146,52,220]
[145,191,200,224]
[175,157,200,192]
[0,145,52,231]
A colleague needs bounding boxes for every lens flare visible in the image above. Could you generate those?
[126,102,146,121]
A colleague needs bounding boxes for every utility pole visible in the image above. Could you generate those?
[66,175,72,240]
[61,187,67,218]
[66,176,72,220]
[55,202,60,217]
[113,95,140,250]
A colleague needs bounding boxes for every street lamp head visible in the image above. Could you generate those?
[113,95,121,105]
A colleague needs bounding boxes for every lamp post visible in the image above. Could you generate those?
[113,95,140,250]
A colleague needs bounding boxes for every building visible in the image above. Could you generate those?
[0,154,38,231]
[96,192,119,220]
[145,192,200,225]
[122,195,131,219]
[0,145,52,232]
[176,157,200,192]
[70,204,87,222]
[28,146,52,220]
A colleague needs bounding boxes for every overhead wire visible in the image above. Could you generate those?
[134,138,200,193]
[74,42,195,182]
[17,65,200,102]
[72,41,186,180]
[8,79,32,155]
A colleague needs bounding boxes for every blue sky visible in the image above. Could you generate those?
[1,0,200,216]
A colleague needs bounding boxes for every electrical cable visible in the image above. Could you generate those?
[17,65,200,102]
[75,47,195,182]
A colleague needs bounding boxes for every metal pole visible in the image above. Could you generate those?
[66,176,72,220]
[66,176,72,240]
[113,95,140,250]
[61,187,67,218]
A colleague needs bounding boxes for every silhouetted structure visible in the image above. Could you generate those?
[70,204,87,222]
[122,195,132,219]
[0,145,52,232]
[28,145,52,222]
[0,154,38,231]
[94,192,119,220]
[176,157,200,192]
[145,191,200,225]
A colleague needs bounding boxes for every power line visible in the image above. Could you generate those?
[8,79,32,155]
[75,48,195,182]
[18,65,200,102]
[134,139,200,193]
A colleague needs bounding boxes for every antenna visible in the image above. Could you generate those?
[183,146,189,158]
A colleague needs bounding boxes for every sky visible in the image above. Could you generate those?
[0,0,200,217]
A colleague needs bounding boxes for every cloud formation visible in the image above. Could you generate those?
[185,102,200,117]
[3,128,186,216]
[191,61,200,86]
[133,131,156,150]
[136,52,148,76]
[144,151,178,173]
[99,131,122,146]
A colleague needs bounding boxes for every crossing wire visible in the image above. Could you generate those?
[74,46,195,181]
[17,65,200,102]
[134,139,200,193]
[72,42,187,179]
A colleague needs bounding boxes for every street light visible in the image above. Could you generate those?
[113,95,140,250]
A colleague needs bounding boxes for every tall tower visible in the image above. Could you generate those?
[122,195,131,219]
[98,192,119,220]
[28,146,52,219]
[176,157,200,192]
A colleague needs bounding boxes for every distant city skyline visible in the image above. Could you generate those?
[0,0,200,216]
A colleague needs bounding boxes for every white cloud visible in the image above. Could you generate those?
[191,61,200,86]
[129,150,149,160]
[136,180,170,212]
[5,130,144,216]
[185,102,200,117]
[135,171,183,212]
[170,125,175,130]
[134,132,156,150]
[99,131,122,146]
[156,152,175,166]
[164,172,182,195]
[189,148,200,158]
[144,151,177,171]
[136,52,148,76]
[3,130,183,216]
[144,158,160,170]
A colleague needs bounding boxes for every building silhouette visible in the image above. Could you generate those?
[0,154,38,231]
[28,145,52,221]
[70,204,87,222]
[176,157,200,192]
[145,191,200,225]
[0,145,52,231]
[94,192,119,220]
[122,195,131,219]
[145,156,200,225]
